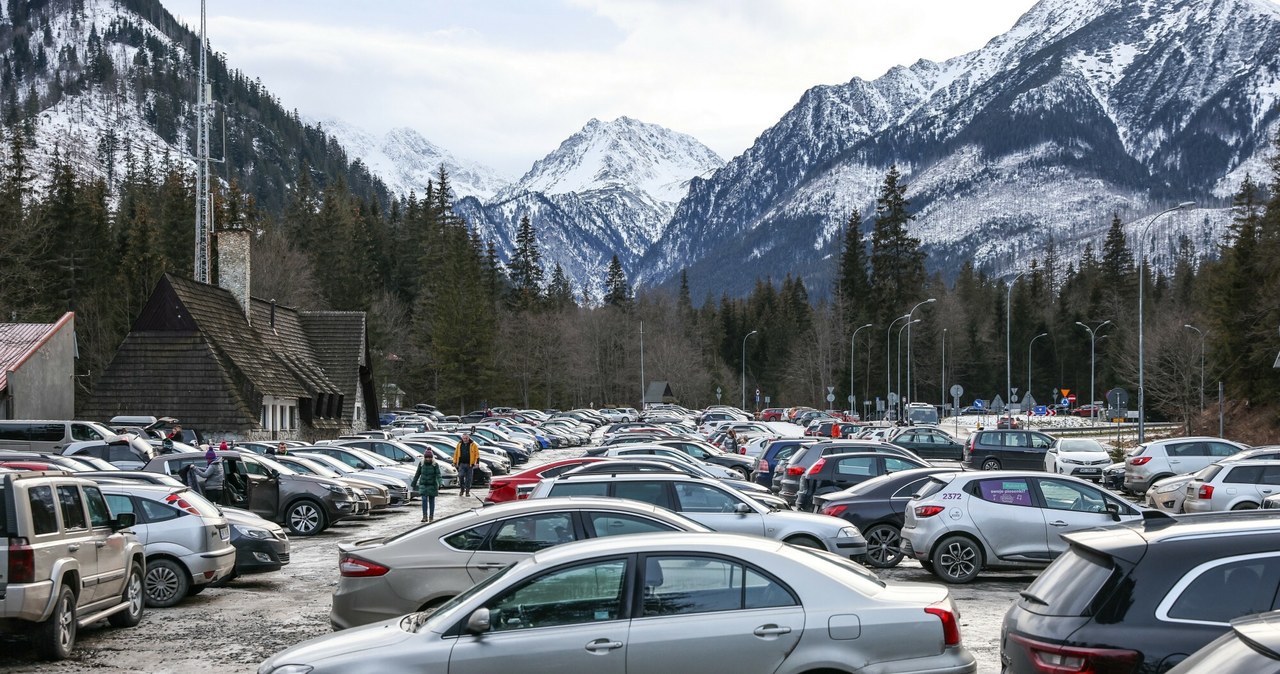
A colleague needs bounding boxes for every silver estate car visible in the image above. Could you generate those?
[331,497,709,629]
[1146,447,1280,513]
[1182,459,1280,513]
[900,471,1142,583]
[262,532,977,674]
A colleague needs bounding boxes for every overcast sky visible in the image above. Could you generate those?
[161,1,1038,177]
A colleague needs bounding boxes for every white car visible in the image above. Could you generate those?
[1043,438,1112,481]
[1182,459,1280,512]
[1144,446,1280,513]
[1123,437,1250,494]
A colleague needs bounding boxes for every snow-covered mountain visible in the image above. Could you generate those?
[644,0,1280,297]
[317,118,510,200]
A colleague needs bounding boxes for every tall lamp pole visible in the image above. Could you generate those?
[886,314,911,416]
[1183,324,1207,413]
[906,298,936,404]
[1006,270,1028,412]
[897,319,921,420]
[1075,320,1111,421]
[941,328,948,408]
[639,321,645,406]
[850,323,872,416]
[1138,202,1196,441]
[741,330,758,410]
[1027,332,1048,404]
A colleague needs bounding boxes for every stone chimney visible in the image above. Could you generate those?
[217,226,252,323]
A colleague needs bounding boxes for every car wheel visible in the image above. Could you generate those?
[35,584,76,660]
[732,466,751,480]
[918,558,936,574]
[864,524,904,568]
[981,458,1001,471]
[108,562,145,627]
[933,535,983,584]
[145,558,190,608]
[286,499,328,536]
[1231,502,1259,510]
[783,534,824,550]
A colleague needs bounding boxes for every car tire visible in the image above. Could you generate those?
[35,584,76,660]
[1231,502,1259,510]
[980,458,1001,471]
[864,523,904,568]
[286,499,329,536]
[108,562,145,628]
[918,558,936,574]
[145,558,190,608]
[933,535,983,584]
[732,466,751,480]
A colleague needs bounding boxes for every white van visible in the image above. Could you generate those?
[0,420,117,452]
[904,403,940,425]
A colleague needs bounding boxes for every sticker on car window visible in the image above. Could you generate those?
[979,480,1033,506]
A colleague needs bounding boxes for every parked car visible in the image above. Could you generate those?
[1168,609,1280,673]
[774,441,924,505]
[0,471,145,659]
[560,459,789,510]
[267,455,391,511]
[219,506,291,580]
[1123,437,1250,495]
[97,483,235,607]
[758,407,785,421]
[795,451,930,511]
[1146,446,1280,513]
[60,435,158,470]
[530,473,867,559]
[0,419,117,453]
[887,426,964,461]
[143,451,363,535]
[85,470,184,487]
[1182,460,1280,512]
[264,532,976,674]
[297,445,420,494]
[900,470,1142,583]
[961,429,1056,471]
[593,445,739,479]
[1002,511,1280,674]
[750,438,816,488]
[1071,403,1105,417]
[294,452,413,506]
[330,497,709,629]
[815,467,961,568]
[651,438,756,478]
[1043,437,1112,480]
[483,457,605,503]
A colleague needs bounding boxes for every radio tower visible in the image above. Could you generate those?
[193,0,212,283]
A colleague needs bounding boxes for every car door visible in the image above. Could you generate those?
[1026,433,1055,471]
[236,456,281,520]
[465,511,578,583]
[671,482,766,536]
[626,555,803,674]
[1033,478,1131,556]
[1164,441,1202,475]
[966,477,1051,562]
[83,485,129,603]
[447,557,630,674]
[825,456,880,494]
[53,484,101,602]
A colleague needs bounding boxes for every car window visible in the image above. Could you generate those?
[486,558,628,631]
[1166,442,1202,458]
[774,445,799,462]
[83,486,112,527]
[332,452,365,468]
[539,463,583,479]
[884,457,919,473]
[641,556,797,617]
[673,483,740,513]
[28,485,59,535]
[441,523,492,551]
[1030,434,1054,450]
[109,445,139,464]
[139,497,182,523]
[1224,466,1264,484]
[1263,466,1280,486]
[104,494,134,516]
[56,485,87,530]
[615,481,674,509]
[975,478,1034,507]
[240,456,270,476]
[1166,556,1280,623]
[489,512,575,553]
[892,477,936,499]
[1037,479,1108,513]
[1020,547,1116,616]
[835,457,877,476]
[1002,432,1029,448]
[71,423,103,441]
[548,482,610,498]
[586,512,679,538]
[1207,442,1242,458]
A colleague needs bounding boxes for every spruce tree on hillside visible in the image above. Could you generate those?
[507,215,544,311]
[837,208,872,331]
[1209,174,1265,399]
[603,255,631,308]
[868,166,926,324]
[547,263,575,310]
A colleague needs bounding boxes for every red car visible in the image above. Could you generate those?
[484,457,605,503]
[758,408,784,422]
[1073,404,1105,417]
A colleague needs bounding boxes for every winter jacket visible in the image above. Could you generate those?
[453,440,480,466]
[192,458,224,490]
[411,459,444,496]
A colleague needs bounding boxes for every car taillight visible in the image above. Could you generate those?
[822,504,847,517]
[808,458,826,475]
[164,493,202,515]
[786,466,805,476]
[924,602,961,646]
[1128,456,1152,466]
[339,554,390,577]
[1198,485,1214,499]
[8,538,34,583]
[915,505,945,518]
[1008,633,1140,674]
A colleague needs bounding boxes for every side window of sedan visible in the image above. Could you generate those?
[486,558,628,631]
[974,478,1035,507]
[587,512,679,538]
[1037,479,1108,513]
[488,513,575,553]
[835,457,877,476]
[673,483,740,513]
[884,457,919,474]
[443,523,492,551]
[1030,434,1054,450]
[641,556,797,617]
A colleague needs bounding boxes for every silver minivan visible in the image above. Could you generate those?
[0,420,117,452]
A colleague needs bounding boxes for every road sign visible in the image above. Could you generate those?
[1106,388,1129,409]
[826,393,835,402]
[950,384,964,399]
[1274,351,1280,369]
[756,388,761,396]
[973,399,985,410]
[1061,398,1070,407]
[764,396,771,404]
[827,386,835,394]
[1067,394,1077,403]
[888,392,899,405]
[716,387,722,395]
[1060,388,1070,398]
[876,398,885,412]
[1034,405,1048,416]
[847,395,854,403]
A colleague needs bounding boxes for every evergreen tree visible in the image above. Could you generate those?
[868,166,926,325]
[603,255,631,308]
[507,215,544,311]
[547,263,575,310]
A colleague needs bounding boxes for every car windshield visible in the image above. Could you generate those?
[254,454,298,476]
[405,563,517,634]
[1059,439,1105,452]
[301,454,355,474]
[283,457,340,478]
[351,449,396,467]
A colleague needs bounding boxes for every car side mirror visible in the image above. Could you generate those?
[1105,503,1121,522]
[112,512,136,530]
[734,503,753,515]
[465,608,491,634]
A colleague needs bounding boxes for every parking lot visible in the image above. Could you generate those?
[0,445,1036,674]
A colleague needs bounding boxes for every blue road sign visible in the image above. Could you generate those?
[1034,405,1048,416]
[974,399,986,410]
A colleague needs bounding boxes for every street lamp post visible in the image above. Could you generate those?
[1075,320,1111,421]
[886,314,911,417]
[1138,202,1196,442]
[741,330,758,410]
[941,328,947,408]
[1027,332,1048,405]
[1006,270,1028,412]
[906,298,936,404]
[1183,324,1207,413]
[897,319,921,420]
[850,323,872,416]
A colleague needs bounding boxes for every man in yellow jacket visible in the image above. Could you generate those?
[453,432,481,496]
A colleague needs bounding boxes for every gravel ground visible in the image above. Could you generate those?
[0,447,1025,674]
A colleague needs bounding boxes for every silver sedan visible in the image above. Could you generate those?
[330,497,709,629]
[262,532,977,674]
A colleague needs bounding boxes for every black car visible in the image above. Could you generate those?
[814,467,961,568]
[794,452,929,511]
[1168,609,1280,673]
[887,426,965,461]
[775,441,925,505]
[1002,511,1280,674]
[962,429,1056,471]
[220,507,290,580]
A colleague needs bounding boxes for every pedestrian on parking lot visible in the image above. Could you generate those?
[831,423,842,439]
[268,442,288,455]
[724,430,739,454]
[412,451,443,522]
[192,449,225,505]
[453,432,480,496]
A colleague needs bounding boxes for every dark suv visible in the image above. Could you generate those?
[751,438,816,488]
[794,452,929,511]
[1001,512,1280,673]
[774,441,923,505]
[963,429,1055,471]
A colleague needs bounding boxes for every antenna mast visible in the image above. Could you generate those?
[193,0,212,283]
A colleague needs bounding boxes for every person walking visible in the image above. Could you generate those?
[453,432,480,497]
[411,451,444,522]
[192,448,224,505]
[724,430,739,454]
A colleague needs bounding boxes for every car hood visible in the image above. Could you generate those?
[765,509,848,531]
[1151,474,1196,491]
[260,618,417,671]
[287,473,348,490]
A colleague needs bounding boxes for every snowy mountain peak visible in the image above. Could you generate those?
[505,116,724,203]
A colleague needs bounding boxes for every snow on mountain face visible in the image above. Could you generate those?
[647,0,1280,299]
[316,118,510,200]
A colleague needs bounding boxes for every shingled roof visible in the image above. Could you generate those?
[298,311,368,425]
[0,314,74,393]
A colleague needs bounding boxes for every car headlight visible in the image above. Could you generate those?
[325,484,346,495]
[261,665,313,674]
[233,524,272,540]
[1060,458,1081,465]
[362,487,377,495]
[836,527,861,538]
[1155,481,1189,494]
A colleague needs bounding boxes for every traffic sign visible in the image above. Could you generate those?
[826,393,836,402]
[847,395,854,403]
[764,396,771,404]
[1061,398,1070,406]
[827,386,834,394]
[888,392,899,405]
[716,387,722,395]
[1067,394,1077,403]
[973,399,985,410]
[1106,388,1129,409]
[950,384,964,399]
[1033,405,1048,416]
[1060,388,1070,398]
[756,388,761,396]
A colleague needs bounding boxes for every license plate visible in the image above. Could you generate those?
[1077,468,1100,474]
[218,526,230,541]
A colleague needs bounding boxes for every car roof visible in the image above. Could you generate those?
[96,481,183,495]
[528,530,785,566]
[1064,511,1280,563]
[551,471,704,483]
